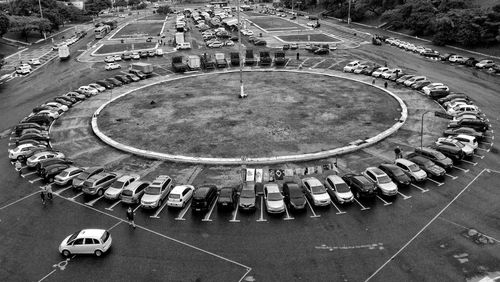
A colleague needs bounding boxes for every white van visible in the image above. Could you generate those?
[155,48,164,56]
[176,42,191,50]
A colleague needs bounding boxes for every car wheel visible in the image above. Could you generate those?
[94,250,103,257]
[62,250,71,257]
[98,189,103,196]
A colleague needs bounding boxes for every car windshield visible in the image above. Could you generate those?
[335,182,350,193]
[220,189,232,197]
[110,180,125,189]
[377,175,392,184]
[267,192,282,201]
[145,186,161,195]
[408,164,420,172]
[454,141,465,148]
[311,185,326,194]
[240,190,254,198]
[68,231,80,243]
[59,171,70,177]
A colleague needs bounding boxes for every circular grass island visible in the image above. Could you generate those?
[96,71,402,160]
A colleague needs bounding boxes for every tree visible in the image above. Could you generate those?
[114,0,127,7]
[8,15,50,41]
[85,0,112,16]
[157,5,172,15]
[0,12,9,36]
[432,15,454,45]
[128,0,141,6]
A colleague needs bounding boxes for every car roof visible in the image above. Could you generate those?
[125,180,149,190]
[366,167,385,176]
[395,158,415,166]
[86,172,109,182]
[84,166,103,173]
[64,166,82,173]
[264,183,280,192]
[325,174,344,184]
[170,185,193,193]
[116,175,135,182]
[76,229,106,239]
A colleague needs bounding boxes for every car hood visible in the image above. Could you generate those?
[414,170,427,178]
[267,200,284,209]
[239,197,255,205]
[335,191,354,199]
[141,194,160,202]
[378,182,398,192]
[312,192,330,201]
[105,188,121,195]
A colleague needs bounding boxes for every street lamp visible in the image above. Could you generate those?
[347,0,352,25]
[236,0,245,98]
[420,110,432,149]
[38,0,46,39]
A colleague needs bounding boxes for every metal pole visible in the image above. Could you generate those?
[38,0,46,39]
[237,0,244,97]
[347,0,351,25]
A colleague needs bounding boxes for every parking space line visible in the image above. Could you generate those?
[70,192,84,200]
[54,186,71,195]
[427,178,444,186]
[410,183,429,193]
[376,195,392,206]
[353,198,370,211]
[397,191,411,200]
[229,198,240,222]
[85,195,104,206]
[150,200,169,218]
[256,196,267,222]
[461,159,477,166]
[473,153,485,159]
[21,171,38,177]
[202,196,218,222]
[8,142,15,146]
[175,202,191,221]
[28,177,43,183]
[445,173,458,180]
[305,198,321,217]
[452,165,469,173]
[0,190,41,210]
[476,147,489,152]
[105,200,121,211]
[330,201,346,214]
[133,205,141,213]
[311,59,326,69]
[283,204,294,220]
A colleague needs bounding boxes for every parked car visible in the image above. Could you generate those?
[343,61,360,72]
[105,77,123,87]
[302,177,331,206]
[217,186,238,210]
[104,174,139,200]
[77,86,99,96]
[104,56,115,63]
[59,229,112,257]
[26,151,64,168]
[378,164,411,187]
[96,80,114,89]
[88,83,106,92]
[238,182,256,211]
[72,167,105,190]
[431,143,464,162]
[341,174,376,199]
[411,147,453,170]
[125,74,140,82]
[37,158,73,174]
[105,63,121,71]
[324,175,354,204]
[451,134,478,151]
[371,67,390,77]
[54,167,84,186]
[8,143,47,161]
[438,93,471,104]
[447,104,480,116]
[404,76,427,87]
[141,175,173,209]
[41,163,72,182]
[407,156,445,178]
[263,183,285,214]
[436,137,474,158]
[362,167,398,197]
[396,74,415,84]
[191,184,218,212]
[448,118,488,132]
[282,182,306,210]
[352,64,369,74]
[121,181,150,204]
[21,115,54,126]
[13,123,47,137]
[114,75,130,84]
[167,185,195,208]
[475,59,495,69]
[394,158,427,182]
[81,172,117,196]
[443,127,484,140]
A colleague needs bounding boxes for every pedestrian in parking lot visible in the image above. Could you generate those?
[40,189,46,205]
[15,160,22,175]
[296,52,300,60]
[372,78,376,85]
[126,207,136,228]
[384,81,388,89]
[394,146,403,159]
[46,185,53,200]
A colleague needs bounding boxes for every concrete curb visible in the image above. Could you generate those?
[91,69,407,165]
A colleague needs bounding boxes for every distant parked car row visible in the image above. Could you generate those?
[103,49,163,63]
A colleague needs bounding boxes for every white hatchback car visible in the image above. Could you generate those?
[343,61,360,72]
[263,183,285,214]
[451,134,478,151]
[167,185,195,208]
[78,86,99,96]
[362,167,398,196]
[302,177,331,206]
[59,229,112,257]
[88,83,106,92]
[324,175,354,204]
[105,63,121,71]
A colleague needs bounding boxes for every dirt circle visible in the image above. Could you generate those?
[97,71,401,158]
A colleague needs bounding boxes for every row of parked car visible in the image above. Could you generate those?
[383,37,499,74]
[103,49,164,63]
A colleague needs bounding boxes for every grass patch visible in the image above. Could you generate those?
[98,71,401,158]
[137,14,167,21]
[248,16,306,31]
[94,43,158,54]
[277,33,341,43]
[113,22,164,38]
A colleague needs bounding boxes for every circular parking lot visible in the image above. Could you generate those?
[96,70,402,160]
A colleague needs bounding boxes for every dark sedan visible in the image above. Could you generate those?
[282,182,306,211]
[16,133,50,146]
[378,164,411,187]
[96,80,114,89]
[114,75,130,84]
[105,77,123,87]
[38,158,73,174]
[341,174,376,199]
[217,186,238,210]
[42,163,72,182]
[407,156,445,178]
[443,127,484,140]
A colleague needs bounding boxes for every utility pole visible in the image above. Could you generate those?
[236,0,245,98]
[347,0,352,25]
[38,0,46,39]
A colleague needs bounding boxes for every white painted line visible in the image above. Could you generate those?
[8,143,15,146]
[54,186,72,195]
[29,177,43,183]
[133,205,141,213]
[85,195,104,206]
[353,198,370,211]
[105,200,121,211]
[476,147,489,152]
[305,197,321,217]
[175,201,191,221]
[397,191,411,200]
[376,195,392,206]
[283,204,294,220]
[38,269,57,282]
[365,169,488,281]
[452,165,469,173]
[473,153,485,159]
[229,198,240,222]
[256,196,267,222]
[150,200,169,218]
[330,201,346,214]
[0,190,41,210]
[22,171,38,177]
[427,178,444,186]
[311,59,326,68]
[461,159,477,166]
[70,192,84,200]
[445,173,458,180]
[439,217,500,244]
[108,221,122,231]
[202,196,218,222]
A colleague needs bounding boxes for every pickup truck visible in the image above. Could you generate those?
[201,53,216,69]
[259,51,272,66]
[172,56,188,73]
[215,53,227,68]
[230,52,240,66]
[274,51,286,66]
[245,49,256,66]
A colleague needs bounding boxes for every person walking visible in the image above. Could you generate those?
[384,81,388,89]
[296,52,300,60]
[372,78,376,85]
[40,189,46,205]
[46,185,53,200]
[126,207,136,228]
[15,160,22,175]
[394,146,403,159]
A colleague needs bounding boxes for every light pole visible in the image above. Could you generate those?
[420,110,432,149]
[38,0,46,39]
[347,0,352,25]
[236,0,244,97]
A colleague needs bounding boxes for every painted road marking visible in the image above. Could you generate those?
[22,171,38,177]
[54,186,72,195]
[476,147,489,152]
[70,192,84,200]
[105,200,121,211]
[452,165,469,173]
[175,201,191,221]
[427,178,444,186]
[8,143,16,146]
[305,198,321,218]
[473,153,485,159]
[0,191,41,210]
[85,195,104,206]
[445,173,458,180]
[29,177,43,183]
[330,201,346,214]
[256,196,267,222]
[283,204,294,220]
[461,159,477,165]
[150,199,170,218]
[311,59,326,68]
[202,196,218,222]
[229,198,240,222]
[316,243,385,252]
[376,195,392,206]
[353,198,370,211]
[133,205,141,213]
[397,191,411,200]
